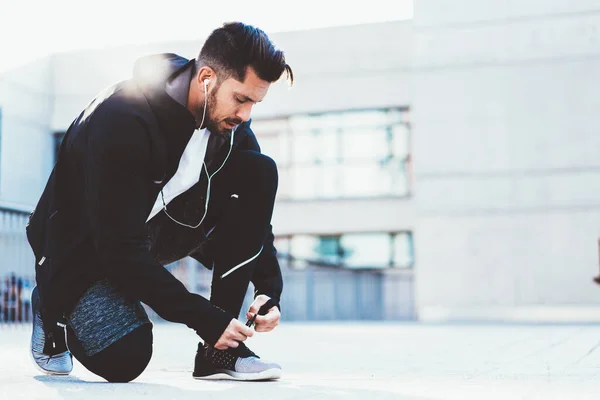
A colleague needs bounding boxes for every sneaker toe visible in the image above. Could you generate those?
[235,356,281,374]
[32,351,73,375]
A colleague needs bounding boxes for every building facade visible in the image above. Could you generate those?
[0,21,416,321]
[412,0,600,321]
[2,2,600,323]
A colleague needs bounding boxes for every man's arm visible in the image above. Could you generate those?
[251,226,283,304]
[240,121,284,304]
[83,104,232,345]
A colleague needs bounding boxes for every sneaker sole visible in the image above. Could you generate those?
[193,368,282,381]
[30,350,73,376]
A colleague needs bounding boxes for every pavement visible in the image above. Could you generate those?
[1,322,600,399]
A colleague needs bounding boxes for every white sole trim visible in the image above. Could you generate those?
[220,246,264,279]
[194,368,282,381]
[30,351,73,376]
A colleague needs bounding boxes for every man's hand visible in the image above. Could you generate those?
[214,319,254,350]
[246,295,280,333]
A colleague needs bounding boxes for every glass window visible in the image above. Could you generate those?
[341,128,388,162]
[340,233,391,268]
[250,118,291,166]
[288,114,318,131]
[274,236,291,258]
[390,161,410,196]
[254,108,411,200]
[393,232,414,268]
[283,231,414,270]
[317,130,339,164]
[290,235,340,268]
[392,124,410,159]
[387,108,407,125]
[258,135,282,163]
[340,164,391,197]
[289,235,317,269]
[290,165,319,199]
[314,236,341,265]
[320,166,339,198]
[292,132,317,164]
[338,110,388,128]
[276,168,291,200]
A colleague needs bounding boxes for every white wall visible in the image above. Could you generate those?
[412,0,600,321]
[0,56,54,207]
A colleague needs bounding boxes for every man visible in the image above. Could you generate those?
[26,22,293,382]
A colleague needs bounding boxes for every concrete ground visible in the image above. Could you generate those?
[1,322,600,399]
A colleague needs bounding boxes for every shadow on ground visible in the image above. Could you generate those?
[34,374,434,400]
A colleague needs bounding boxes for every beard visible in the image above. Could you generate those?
[202,87,222,134]
[200,85,241,136]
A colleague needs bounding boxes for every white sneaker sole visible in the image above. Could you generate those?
[30,351,73,376]
[194,368,282,381]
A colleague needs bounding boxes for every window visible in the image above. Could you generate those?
[275,231,414,270]
[252,108,411,200]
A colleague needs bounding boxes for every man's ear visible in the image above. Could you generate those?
[197,66,216,86]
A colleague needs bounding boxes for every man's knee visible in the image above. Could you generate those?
[101,349,152,383]
[234,150,278,186]
[90,324,153,383]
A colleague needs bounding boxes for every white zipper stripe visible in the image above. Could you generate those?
[221,246,264,279]
[206,225,217,237]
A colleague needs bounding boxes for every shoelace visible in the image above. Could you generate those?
[203,299,279,370]
[203,343,239,370]
[245,298,279,328]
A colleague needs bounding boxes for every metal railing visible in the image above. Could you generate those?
[0,206,35,324]
[0,204,415,324]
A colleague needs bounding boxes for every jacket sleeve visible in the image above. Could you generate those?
[252,225,284,304]
[83,105,233,345]
[241,122,284,304]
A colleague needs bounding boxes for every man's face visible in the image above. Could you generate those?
[204,67,270,135]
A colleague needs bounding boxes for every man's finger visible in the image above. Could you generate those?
[255,321,278,331]
[215,339,239,350]
[255,318,279,329]
[239,324,254,337]
[255,324,276,333]
[255,315,274,324]
[248,300,266,315]
[255,311,279,324]
[232,331,249,342]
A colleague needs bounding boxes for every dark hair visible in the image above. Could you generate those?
[196,22,293,86]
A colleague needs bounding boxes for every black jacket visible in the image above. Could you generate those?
[26,54,283,346]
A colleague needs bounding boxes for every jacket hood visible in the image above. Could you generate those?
[129,53,252,177]
[133,53,192,91]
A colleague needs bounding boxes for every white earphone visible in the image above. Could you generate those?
[198,78,209,130]
[160,75,236,229]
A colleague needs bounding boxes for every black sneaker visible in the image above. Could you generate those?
[193,341,282,381]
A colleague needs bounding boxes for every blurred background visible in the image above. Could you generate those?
[1,0,599,325]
